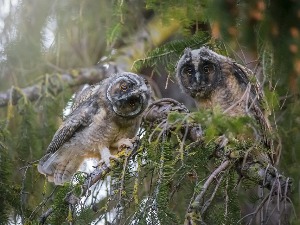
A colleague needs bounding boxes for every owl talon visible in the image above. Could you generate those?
[99,147,122,167]
[98,155,120,167]
[110,155,121,163]
[116,137,138,153]
[118,144,130,152]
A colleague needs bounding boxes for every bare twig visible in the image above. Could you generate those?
[193,160,230,207]
[39,208,54,224]
[201,174,225,214]
[81,160,112,197]
[184,160,231,225]
[29,186,58,220]
[237,192,271,224]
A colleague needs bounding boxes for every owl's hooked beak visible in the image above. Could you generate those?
[195,71,201,84]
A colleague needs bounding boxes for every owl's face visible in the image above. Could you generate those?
[106,72,151,117]
[176,47,223,99]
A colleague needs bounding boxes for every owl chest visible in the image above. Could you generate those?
[78,113,138,149]
[211,85,249,117]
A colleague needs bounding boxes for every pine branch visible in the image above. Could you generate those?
[143,98,203,142]
[132,32,211,73]
[39,208,54,224]
[39,141,137,224]
[80,162,111,197]
[143,98,293,224]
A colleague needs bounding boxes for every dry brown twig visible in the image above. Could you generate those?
[184,160,231,225]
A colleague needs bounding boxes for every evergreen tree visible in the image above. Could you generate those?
[0,0,299,224]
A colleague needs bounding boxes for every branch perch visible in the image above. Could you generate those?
[0,17,180,108]
[143,98,293,225]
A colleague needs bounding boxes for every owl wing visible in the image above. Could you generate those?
[46,91,99,154]
[71,84,101,112]
[232,63,252,88]
[233,62,277,162]
[233,63,265,106]
[233,62,268,120]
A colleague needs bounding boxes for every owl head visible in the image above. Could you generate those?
[106,72,151,117]
[176,47,225,99]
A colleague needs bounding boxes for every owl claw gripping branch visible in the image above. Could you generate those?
[38,72,151,185]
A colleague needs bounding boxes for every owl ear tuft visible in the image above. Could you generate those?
[184,47,192,57]
[143,78,148,85]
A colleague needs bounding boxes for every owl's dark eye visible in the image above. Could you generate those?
[129,101,136,107]
[184,66,194,76]
[202,64,214,74]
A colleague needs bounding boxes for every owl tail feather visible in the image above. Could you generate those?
[37,153,57,177]
[38,152,81,185]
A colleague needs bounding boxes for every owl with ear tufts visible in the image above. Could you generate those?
[38,72,151,185]
[176,47,279,165]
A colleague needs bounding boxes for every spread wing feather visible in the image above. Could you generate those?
[46,85,100,154]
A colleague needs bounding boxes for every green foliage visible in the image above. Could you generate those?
[223,171,240,225]
[48,185,72,225]
[146,0,207,34]
[0,82,71,222]
[0,135,20,225]
[133,32,211,74]
[156,141,178,224]
[16,98,42,161]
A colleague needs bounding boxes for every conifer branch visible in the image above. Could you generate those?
[80,162,111,197]
[144,98,293,224]
[143,98,203,142]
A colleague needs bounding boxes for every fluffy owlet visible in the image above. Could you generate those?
[176,47,279,164]
[38,72,151,185]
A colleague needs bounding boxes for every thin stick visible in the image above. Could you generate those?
[193,160,230,206]
[184,160,230,225]
[237,193,270,224]
[201,174,224,214]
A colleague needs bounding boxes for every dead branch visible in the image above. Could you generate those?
[39,208,54,224]
[184,160,231,225]
[29,186,58,221]
[0,17,180,108]
[201,173,225,214]
[236,161,292,196]
[0,67,109,107]
[143,98,203,142]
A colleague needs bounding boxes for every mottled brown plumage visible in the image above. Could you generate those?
[38,72,151,185]
[176,47,279,165]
